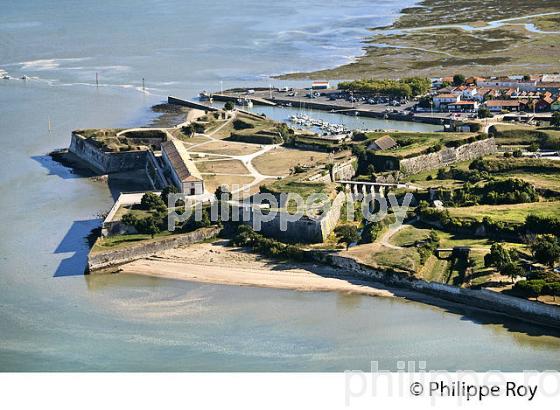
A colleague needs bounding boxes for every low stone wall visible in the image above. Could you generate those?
[322,253,560,329]
[399,138,497,175]
[88,226,221,271]
[168,96,218,112]
[69,133,149,174]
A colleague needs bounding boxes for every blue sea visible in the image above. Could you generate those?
[1,0,559,371]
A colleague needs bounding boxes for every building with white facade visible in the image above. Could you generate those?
[161,140,204,195]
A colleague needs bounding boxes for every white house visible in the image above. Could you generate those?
[447,101,479,112]
[477,78,537,92]
[432,93,460,109]
[457,86,478,99]
[161,140,204,195]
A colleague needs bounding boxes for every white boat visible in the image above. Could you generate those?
[21,75,29,80]
[199,91,211,101]
[2,75,10,80]
[236,98,253,107]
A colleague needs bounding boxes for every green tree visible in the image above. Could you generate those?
[215,185,231,202]
[195,209,212,229]
[453,74,465,86]
[334,224,360,250]
[224,101,235,111]
[546,282,560,301]
[142,216,161,238]
[121,213,138,227]
[531,235,560,268]
[161,185,180,207]
[502,261,525,283]
[478,107,493,119]
[485,243,522,282]
[141,192,166,211]
[129,215,162,238]
[181,124,195,137]
[417,95,432,109]
[551,112,560,128]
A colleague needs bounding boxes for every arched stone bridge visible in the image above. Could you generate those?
[336,180,419,197]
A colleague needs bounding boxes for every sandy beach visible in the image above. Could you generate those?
[118,241,395,298]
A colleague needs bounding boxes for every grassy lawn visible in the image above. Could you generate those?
[490,124,560,148]
[92,231,173,252]
[189,140,261,156]
[347,244,421,274]
[497,170,560,192]
[365,132,478,159]
[262,178,335,201]
[252,147,332,177]
[446,201,560,224]
[389,225,432,247]
[202,175,255,196]
[197,159,249,175]
[418,255,450,282]
[113,205,154,221]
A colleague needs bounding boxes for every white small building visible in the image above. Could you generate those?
[161,140,204,195]
[311,81,330,90]
[447,100,479,112]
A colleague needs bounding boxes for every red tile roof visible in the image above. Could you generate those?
[485,100,520,107]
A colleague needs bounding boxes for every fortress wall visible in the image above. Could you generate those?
[319,192,346,241]
[322,254,560,329]
[399,138,497,175]
[242,191,346,243]
[88,226,221,271]
[69,133,149,174]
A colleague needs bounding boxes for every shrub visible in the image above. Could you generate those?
[513,280,546,298]
[231,225,307,261]
[232,119,255,130]
[334,224,360,250]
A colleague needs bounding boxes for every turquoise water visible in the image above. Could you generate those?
[1,0,559,371]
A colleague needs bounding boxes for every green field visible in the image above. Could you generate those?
[92,231,173,252]
[446,201,560,223]
[490,124,560,149]
[383,224,530,286]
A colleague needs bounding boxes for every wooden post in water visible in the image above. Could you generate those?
[142,78,145,93]
[95,72,99,88]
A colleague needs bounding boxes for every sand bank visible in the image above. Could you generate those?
[118,241,395,298]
